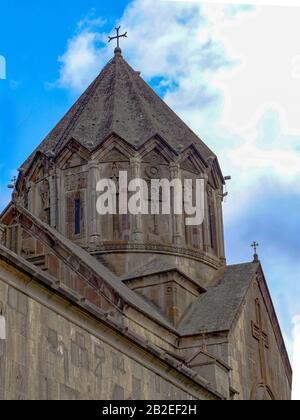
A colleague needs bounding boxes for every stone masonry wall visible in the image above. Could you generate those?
[0,260,217,400]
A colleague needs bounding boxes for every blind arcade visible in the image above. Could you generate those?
[96,171,206,226]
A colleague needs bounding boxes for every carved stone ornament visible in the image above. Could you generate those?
[145,166,160,179]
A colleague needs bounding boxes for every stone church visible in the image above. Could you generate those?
[0,45,292,400]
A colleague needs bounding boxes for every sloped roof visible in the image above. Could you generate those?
[121,258,201,284]
[22,49,215,170]
[122,259,180,281]
[3,202,175,331]
[178,262,259,335]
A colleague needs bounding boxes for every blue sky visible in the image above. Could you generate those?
[1,0,300,397]
[0,0,129,192]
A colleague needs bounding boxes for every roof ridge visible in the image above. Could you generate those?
[21,57,116,170]
[121,58,215,158]
[54,58,115,154]
[227,262,258,268]
[103,55,118,141]
[118,57,158,140]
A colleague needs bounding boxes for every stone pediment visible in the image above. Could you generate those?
[142,149,169,166]
[180,156,199,174]
[178,144,208,175]
[24,152,50,182]
[62,153,88,169]
[55,138,90,169]
[99,147,130,163]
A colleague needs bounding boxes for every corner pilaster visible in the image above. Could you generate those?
[88,160,102,248]
[170,163,184,247]
[130,156,143,243]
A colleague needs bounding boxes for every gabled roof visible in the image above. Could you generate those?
[178,261,292,384]
[22,50,215,171]
[178,262,259,335]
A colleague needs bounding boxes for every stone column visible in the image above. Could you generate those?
[88,160,101,248]
[202,174,210,253]
[198,173,206,250]
[130,156,143,243]
[216,190,226,264]
[56,169,64,235]
[26,182,33,214]
[49,170,58,229]
[170,163,184,247]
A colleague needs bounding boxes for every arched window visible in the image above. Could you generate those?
[74,198,81,235]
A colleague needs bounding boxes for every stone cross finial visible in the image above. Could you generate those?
[7,176,17,189]
[108,26,127,52]
[251,241,259,262]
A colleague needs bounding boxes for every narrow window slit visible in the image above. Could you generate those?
[75,199,81,235]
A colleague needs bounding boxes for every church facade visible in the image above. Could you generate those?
[0,46,292,400]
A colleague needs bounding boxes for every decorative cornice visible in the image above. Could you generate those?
[91,242,222,269]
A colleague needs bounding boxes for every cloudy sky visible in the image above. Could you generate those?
[0,0,299,399]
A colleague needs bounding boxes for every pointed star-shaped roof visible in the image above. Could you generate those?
[23,49,215,169]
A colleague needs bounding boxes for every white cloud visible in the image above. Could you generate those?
[57,1,300,367]
[58,32,105,92]
[292,316,300,400]
[57,0,300,222]
[164,0,300,6]
[211,6,300,135]
[57,12,109,92]
[160,4,300,180]
[57,0,300,249]
[58,1,233,91]
[229,111,300,186]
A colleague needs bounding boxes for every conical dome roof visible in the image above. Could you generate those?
[23,49,215,169]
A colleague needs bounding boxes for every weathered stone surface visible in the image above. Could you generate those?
[0,49,292,400]
[228,277,291,400]
[0,260,218,400]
